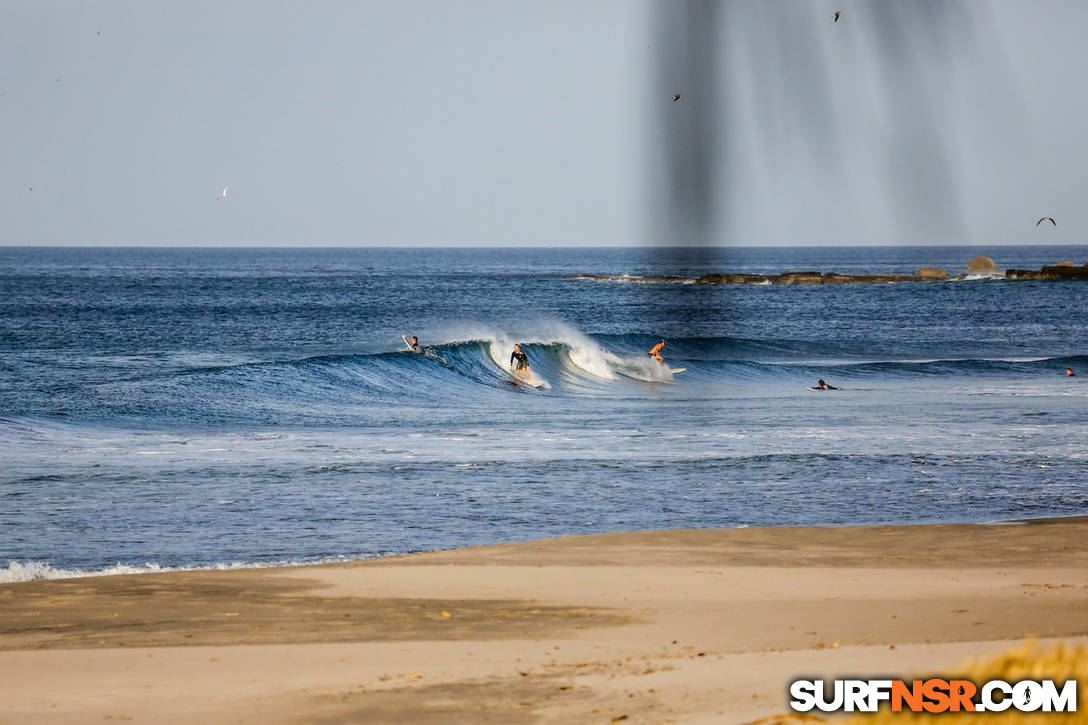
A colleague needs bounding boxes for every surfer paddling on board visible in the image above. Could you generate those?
[648,339,666,363]
[510,343,534,384]
[814,379,839,390]
[401,334,452,367]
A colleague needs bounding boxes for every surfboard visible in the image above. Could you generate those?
[512,375,546,389]
[670,368,686,374]
[513,378,547,389]
[506,368,549,389]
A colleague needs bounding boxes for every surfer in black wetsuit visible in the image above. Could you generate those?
[402,335,422,353]
[1066,367,1076,377]
[510,343,533,383]
[815,379,839,390]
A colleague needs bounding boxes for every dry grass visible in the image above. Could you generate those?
[851,640,1086,723]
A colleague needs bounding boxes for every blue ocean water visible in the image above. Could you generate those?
[2,246,1087,579]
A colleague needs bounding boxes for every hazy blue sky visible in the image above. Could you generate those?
[2,1,1087,246]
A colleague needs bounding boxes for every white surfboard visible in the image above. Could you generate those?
[507,368,549,389]
[670,368,686,374]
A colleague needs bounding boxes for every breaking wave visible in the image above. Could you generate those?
[6,324,1085,426]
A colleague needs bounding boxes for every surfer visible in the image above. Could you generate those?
[1066,367,1076,377]
[510,343,533,383]
[815,379,839,390]
[402,335,422,353]
[648,340,666,363]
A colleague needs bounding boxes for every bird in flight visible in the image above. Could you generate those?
[834,11,841,22]
[672,94,682,102]
[1036,217,1056,226]
[217,187,229,200]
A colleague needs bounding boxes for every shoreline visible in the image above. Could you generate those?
[3,520,1087,723]
[8,513,1088,584]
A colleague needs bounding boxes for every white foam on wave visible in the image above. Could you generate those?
[1,560,175,582]
[446,319,615,382]
[0,554,369,584]
[950,273,1005,282]
[605,351,675,383]
[565,344,615,381]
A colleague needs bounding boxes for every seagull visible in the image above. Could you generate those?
[217,187,229,200]
[672,94,682,102]
[834,11,841,22]
[1036,217,1056,226]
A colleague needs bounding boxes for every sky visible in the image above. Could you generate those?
[2,0,1087,247]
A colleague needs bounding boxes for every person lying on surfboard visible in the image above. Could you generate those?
[402,335,422,353]
[510,343,533,383]
[647,340,666,363]
[814,379,839,390]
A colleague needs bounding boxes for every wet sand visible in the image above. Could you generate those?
[2,520,1087,723]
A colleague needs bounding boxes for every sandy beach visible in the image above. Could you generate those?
[2,519,1086,724]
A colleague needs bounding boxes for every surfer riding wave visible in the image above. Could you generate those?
[510,343,534,384]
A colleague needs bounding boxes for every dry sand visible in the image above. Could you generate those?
[2,520,1086,723]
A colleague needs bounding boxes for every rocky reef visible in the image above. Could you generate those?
[569,256,1088,285]
[570,270,946,285]
[1006,263,1088,280]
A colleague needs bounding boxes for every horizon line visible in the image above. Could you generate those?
[2,242,1086,250]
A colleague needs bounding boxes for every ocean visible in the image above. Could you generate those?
[2,245,1086,580]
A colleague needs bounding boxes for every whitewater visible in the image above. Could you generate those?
[2,246,1087,580]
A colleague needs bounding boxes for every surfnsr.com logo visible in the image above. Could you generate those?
[789,678,1078,713]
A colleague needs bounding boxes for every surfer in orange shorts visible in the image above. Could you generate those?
[647,340,666,363]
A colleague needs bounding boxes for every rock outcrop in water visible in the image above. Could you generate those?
[967,256,999,274]
[570,258,1088,285]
